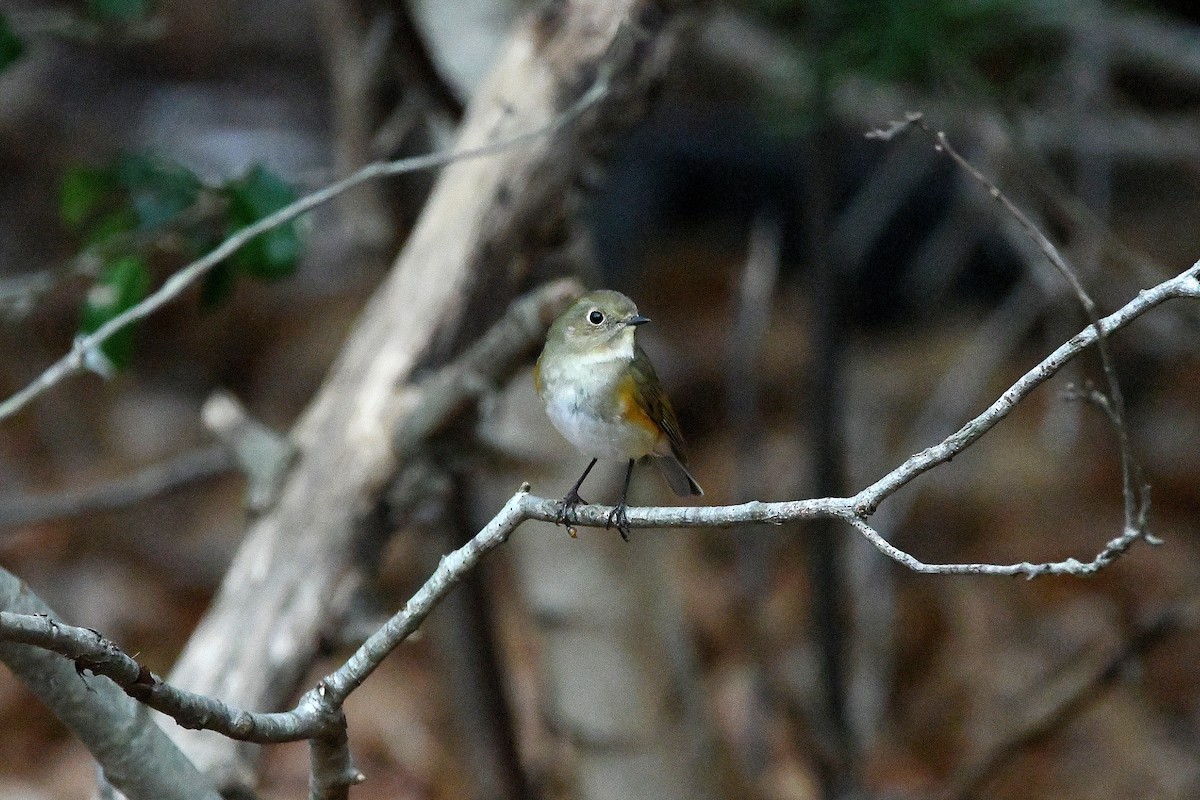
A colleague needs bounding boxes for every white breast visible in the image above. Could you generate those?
[539,335,656,460]
[544,386,653,459]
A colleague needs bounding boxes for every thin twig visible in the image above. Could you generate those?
[0,68,611,425]
[869,113,1151,543]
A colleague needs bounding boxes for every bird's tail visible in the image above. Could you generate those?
[656,455,703,497]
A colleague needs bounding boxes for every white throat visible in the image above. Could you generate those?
[570,328,635,366]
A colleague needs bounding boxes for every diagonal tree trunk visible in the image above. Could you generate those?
[164,1,689,792]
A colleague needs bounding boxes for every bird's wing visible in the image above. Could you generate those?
[628,344,689,464]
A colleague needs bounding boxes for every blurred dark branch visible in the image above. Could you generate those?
[723,212,782,783]
[937,604,1192,800]
[802,120,856,795]
[424,474,532,800]
[0,444,232,530]
[314,0,396,253]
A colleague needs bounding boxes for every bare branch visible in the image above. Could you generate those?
[947,121,1147,537]
[3,248,1197,789]
[0,573,222,800]
[321,489,529,703]
[867,113,1154,541]
[202,391,295,512]
[858,260,1200,511]
[0,610,336,747]
[309,718,364,800]
[0,489,530,791]
[0,608,363,799]
[526,259,1200,577]
[0,66,611,425]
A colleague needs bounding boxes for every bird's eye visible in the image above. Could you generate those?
[587,310,605,325]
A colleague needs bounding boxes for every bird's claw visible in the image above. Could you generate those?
[555,489,588,529]
[605,504,631,542]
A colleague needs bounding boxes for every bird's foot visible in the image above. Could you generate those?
[555,488,589,530]
[605,503,631,542]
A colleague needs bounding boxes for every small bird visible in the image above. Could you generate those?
[534,289,703,540]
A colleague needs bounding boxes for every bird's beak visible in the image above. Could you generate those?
[626,314,651,326]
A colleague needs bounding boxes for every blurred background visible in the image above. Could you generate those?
[3,0,1200,798]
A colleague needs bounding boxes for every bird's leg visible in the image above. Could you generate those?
[605,459,635,542]
[557,458,597,527]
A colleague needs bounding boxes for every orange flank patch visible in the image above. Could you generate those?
[617,374,664,441]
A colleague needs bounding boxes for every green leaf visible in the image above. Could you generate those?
[87,0,152,23]
[83,206,139,249]
[61,153,202,245]
[59,166,117,231]
[79,256,151,371]
[0,14,23,73]
[223,165,302,280]
[115,153,201,230]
